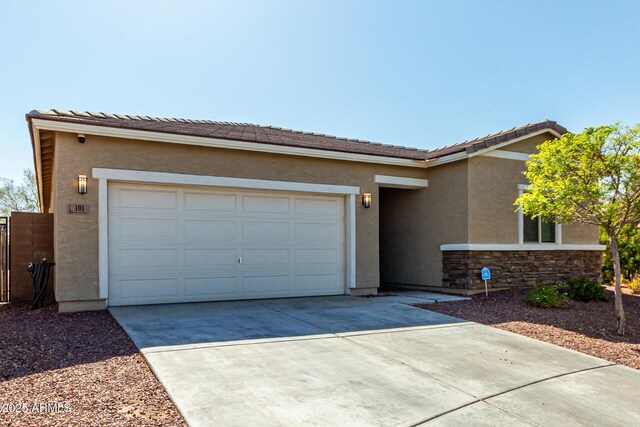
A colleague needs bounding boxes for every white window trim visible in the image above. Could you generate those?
[98,178,108,299]
[517,184,562,245]
[93,168,359,302]
[441,243,605,251]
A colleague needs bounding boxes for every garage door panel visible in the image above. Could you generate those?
[183,192,237,212]
[295,198,342,216]
[295,274,342,292]
[242,249,290,265]
[243,275,291,294]
[115,188,178,210]
[118,248,179,268]
[108,183,346,306]
[242,221,290,239]
[294,222,343,242]
[184,249,238,266]
[184,277,238,297]
[116,217,179,238]
[117,277,180,299]
[184,219,237,238]
[242,195,290,214]
[295,248,340,266]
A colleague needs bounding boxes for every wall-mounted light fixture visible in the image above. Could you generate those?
[78,175,87,195]
[362,193,372,208]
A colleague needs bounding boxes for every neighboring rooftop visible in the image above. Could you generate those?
[26,109,567,161]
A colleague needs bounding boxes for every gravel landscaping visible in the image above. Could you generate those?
[418,286,640,370]
[0,303,185,426]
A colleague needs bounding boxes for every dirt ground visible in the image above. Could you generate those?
[0,304,185,426]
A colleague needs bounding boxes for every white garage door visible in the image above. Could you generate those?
[107,183,346,306]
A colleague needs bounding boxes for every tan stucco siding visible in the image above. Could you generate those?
[423,160,469,285]
[505,133,598,244]
[380,160,468,287]
[467,156,523,243]
[53,134,101,301]
[468,132,600,245]
[561,223,600,244]
[501,133,554,153]
[48,129,600,302]
[51,132,428,302]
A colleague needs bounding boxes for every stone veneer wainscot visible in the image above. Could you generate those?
[442,250,603,290]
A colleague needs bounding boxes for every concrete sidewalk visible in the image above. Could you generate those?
[110,294,640,426]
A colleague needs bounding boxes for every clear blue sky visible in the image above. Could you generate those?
[1,1,639,181]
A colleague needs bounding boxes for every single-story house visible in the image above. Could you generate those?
[26,110,604,312]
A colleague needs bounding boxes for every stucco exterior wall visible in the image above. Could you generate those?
[467,156,522,244]
[51,131,428,305]
[467,133,599,245]
[379,160,468,287]
[561,222,600,244]
[47,129,602,306]
[501,133,551,153]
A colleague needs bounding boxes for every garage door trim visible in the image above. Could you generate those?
[93,168,359,303]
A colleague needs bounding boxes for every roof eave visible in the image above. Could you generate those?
[424,126,564,168]
[25,114,45,213]
[29,117,429,169]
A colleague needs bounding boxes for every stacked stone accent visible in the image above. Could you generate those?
[442,250,603,290]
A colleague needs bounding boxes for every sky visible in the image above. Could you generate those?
[1,0,639,182]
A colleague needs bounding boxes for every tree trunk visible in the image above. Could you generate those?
[610,236,626,335]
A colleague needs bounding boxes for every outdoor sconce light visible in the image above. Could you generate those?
[78,175,87,195]
[362,193,372,208]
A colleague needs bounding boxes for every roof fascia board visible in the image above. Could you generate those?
[470,128,562,156]
[30,122,45,211]
[479,150,531,161]
[374,175,428,189]
[32,118,428,169]
[425,128,562,168]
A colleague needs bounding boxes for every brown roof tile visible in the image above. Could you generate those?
[26,110,566,161]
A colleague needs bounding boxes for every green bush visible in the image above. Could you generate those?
[564,277,606,302]
[524,284,569,308]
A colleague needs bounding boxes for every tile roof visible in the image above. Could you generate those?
[26,109,566,161]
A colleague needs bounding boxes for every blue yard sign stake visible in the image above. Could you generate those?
[481,267,491,296]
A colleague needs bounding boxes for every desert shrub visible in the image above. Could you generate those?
[628,277,640,295]
[564,277,606,302]
[524,283,569,308]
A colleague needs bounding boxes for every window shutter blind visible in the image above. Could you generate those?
[541,221,556,243]
[523,216,539,242]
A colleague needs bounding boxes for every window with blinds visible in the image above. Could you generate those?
[541,220,556,243]
[523,215,539,242]
[523,215,556,243]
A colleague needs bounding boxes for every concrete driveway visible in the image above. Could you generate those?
[110,293,640,426]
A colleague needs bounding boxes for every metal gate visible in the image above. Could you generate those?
[0,217,8,302]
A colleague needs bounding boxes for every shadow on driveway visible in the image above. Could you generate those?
[109,294,468,351]
[109,293,640,427]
